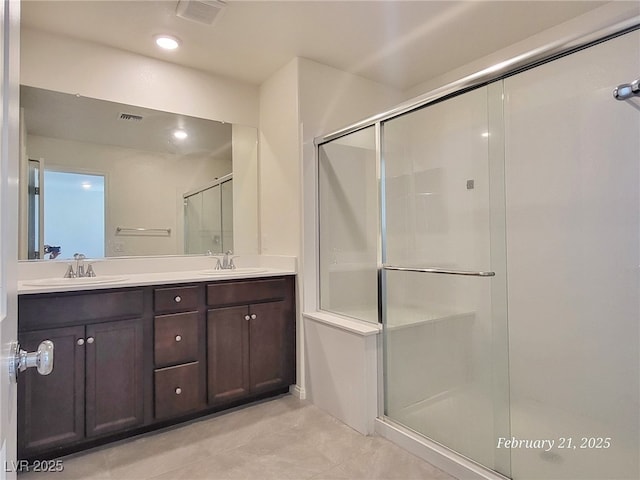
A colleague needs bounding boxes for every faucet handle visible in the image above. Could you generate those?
[85,264,96,277]
[63,264,76,278]
[214,258,222,270]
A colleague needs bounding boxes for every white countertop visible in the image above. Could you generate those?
[18,254,297,294]
[18,267,296,295]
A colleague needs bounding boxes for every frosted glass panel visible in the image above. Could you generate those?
[221,179,233,253]
[318,126,378,323]
[383,84,510,475]
[504,30,639,480]
[202,184,222,253]
[184,192,203,255]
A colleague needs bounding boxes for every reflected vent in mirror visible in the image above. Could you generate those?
[118,113,143,122]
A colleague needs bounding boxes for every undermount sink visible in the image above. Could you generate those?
[197,267,267,276]
[21,275,129,287]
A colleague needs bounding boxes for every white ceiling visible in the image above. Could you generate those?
[22,0,608,91]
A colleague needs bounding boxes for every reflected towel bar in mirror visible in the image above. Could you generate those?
[116,227,172,236]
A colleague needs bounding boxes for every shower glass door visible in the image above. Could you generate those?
[382,83,510,475]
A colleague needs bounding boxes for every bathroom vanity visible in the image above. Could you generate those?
[17,272,296,461]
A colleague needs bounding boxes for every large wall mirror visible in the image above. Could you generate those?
[19,86,257,261]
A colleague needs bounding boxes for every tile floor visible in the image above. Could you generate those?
[19,395,457,480]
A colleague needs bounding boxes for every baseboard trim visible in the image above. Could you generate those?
[374,417,510,480]
[289,384,306,400]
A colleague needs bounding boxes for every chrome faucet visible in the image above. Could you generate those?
[222,250,235,270]
[208,250,236,270]
[63,253,95,278]
[213,250,236,270]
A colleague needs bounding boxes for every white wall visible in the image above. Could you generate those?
[295,58,401,427]
[258,58,301,257]
[403,2,640,99]
[231,124,259,255]
[504,30,639,480]
[27,134,230,257]
[258,56,402,408]
[21,29,259,127]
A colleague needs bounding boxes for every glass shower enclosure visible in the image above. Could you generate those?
[316,26,639,480]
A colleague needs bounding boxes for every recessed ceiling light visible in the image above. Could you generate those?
[155,34,181,50]
[173,129,188,140]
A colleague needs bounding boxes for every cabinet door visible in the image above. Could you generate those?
[207,306,250,405]
[249,301,294,393]
[85,319,144,437]
[18,326,85,457]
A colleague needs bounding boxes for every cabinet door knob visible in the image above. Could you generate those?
[250,314,257,320]
[175,387,182,395]
[174,295,182,303]
[244,315,250,321]
[77,338,85,346]
[175,335,182,342]
[86,337,95,344]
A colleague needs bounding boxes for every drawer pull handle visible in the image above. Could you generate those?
[174,295,182,303]
[175,335,182,342]
[86,337,95,344]
[244,315,250,321]
[250,314,257,320]
[77,338,85,346]
[175,387,182,395]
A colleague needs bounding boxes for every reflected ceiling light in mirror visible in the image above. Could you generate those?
[81,182,92,190]
[173,129,188,140]
[154,34,181,50]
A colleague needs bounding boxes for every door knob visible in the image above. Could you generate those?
[9,340,54,382]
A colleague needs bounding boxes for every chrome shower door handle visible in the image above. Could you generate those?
[383,265,495,277]
[9,340,54,382]
[613,78,640,100]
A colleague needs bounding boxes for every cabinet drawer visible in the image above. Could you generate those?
[154,362,200,420]
[207,279,286,307]
[154,312,199,368]
[19,289,144,330]
[154,286,199,313]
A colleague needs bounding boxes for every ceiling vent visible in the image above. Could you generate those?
[176,0,226,25]
[119,113,144,122]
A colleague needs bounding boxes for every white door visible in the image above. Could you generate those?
[0,1,21,478]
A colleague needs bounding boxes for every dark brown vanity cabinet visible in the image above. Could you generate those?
[207,277,295,405]
[153,286,205,420]
[18,290,145,459]
[18,275,295,460]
